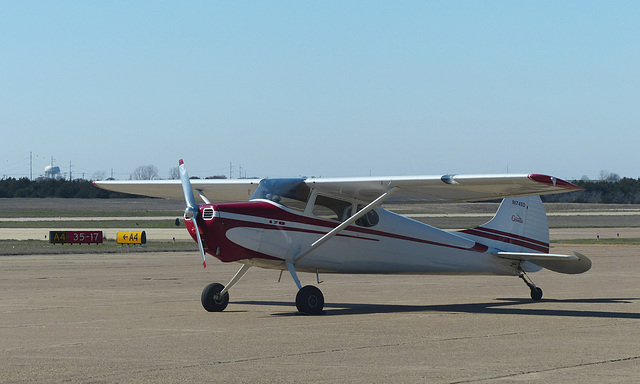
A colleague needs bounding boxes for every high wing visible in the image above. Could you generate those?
[94,179,260,203]
[94,173,580,203]
[304,173,581,203]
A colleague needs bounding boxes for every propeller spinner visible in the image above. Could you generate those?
[179,159,207,268]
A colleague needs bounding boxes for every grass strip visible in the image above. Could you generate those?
[0,239,197,255]
[553,238,640,245]
[0,220,180,229]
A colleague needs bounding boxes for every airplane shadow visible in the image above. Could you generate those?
[234,297,640,319]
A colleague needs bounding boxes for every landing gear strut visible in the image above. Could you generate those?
[200,264,252,312]
[286,262,325,315]
[519,271,543,301]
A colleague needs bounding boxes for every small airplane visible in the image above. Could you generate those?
[95,160,591,315]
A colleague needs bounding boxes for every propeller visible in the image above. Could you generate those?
[179,159,207,268]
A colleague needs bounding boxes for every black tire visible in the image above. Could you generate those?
[295,285,324,315]
[201,283,229,312]
[530,287,543,301]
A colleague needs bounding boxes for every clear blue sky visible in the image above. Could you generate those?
[2,1,639,181]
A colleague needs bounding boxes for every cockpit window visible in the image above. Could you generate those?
[251,178,310,211]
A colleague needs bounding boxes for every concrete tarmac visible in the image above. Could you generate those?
[3,227,640,242]
[1,245,639,383]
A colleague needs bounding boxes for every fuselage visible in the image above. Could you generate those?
[184,199,519,276]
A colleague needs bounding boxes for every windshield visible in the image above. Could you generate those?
[250,178,311,211]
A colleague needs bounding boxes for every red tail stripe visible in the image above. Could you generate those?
[468,226,549,248]
[460,227,549,253]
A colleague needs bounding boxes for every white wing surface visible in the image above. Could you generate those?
[305,173,581,203]
[95,173,580,203]
[94,179,260,203]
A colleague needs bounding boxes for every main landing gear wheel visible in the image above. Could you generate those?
[296,285,324,315]
[201,283,229,312]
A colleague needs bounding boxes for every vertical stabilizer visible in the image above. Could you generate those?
[458,196,550,253]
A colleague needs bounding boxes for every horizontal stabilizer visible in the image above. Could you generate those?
[495,250,591,274]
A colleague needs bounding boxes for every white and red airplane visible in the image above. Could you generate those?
[95,160,591,315]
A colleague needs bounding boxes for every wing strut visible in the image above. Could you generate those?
[292,187,398,264]
[195,189,211,204]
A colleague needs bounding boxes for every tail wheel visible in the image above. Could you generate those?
[519,271,543,301]
[530,287,543,301]
[201,283,229,312]
[296,285,324,315]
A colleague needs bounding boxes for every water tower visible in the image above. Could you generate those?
[44,165,62,179]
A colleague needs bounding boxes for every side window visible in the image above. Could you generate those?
[312,195,353,222]
[311,196,379,227]
[355,205,380,228]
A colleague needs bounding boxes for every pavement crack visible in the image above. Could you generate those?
[449,355,640,383]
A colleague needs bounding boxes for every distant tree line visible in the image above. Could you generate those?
[0,173,232,198]
[542,178,640,204]
[3,176,640,203]
[0,178,134,198]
